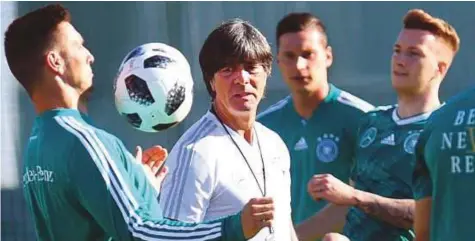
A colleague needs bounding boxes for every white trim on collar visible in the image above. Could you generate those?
[392,107,433,125]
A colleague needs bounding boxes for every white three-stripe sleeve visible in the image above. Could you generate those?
[160,145,216,222]
[55,116,233,241]
[160,119,217,221]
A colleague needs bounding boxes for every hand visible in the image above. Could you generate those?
[241,197,275,239]
[307,174,357,206]
[139,145,168,174]
[135,146,169,191]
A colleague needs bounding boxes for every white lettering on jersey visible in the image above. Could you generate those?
[23,166,54,186]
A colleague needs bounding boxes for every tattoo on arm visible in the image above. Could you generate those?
[355,191,415,229]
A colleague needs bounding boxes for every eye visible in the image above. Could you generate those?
[301,51,315,60]
[245,64,262,74]
[219,67,234,77]
[221,67,233,73]
[409,51,420,57]
[284,52,295,59]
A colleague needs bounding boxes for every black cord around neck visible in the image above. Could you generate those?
[210,107,267,197]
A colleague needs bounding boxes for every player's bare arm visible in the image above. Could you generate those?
[296,203,348,241]
[414,197,431,241]
[296,179,354,240]
[308,174,414,229]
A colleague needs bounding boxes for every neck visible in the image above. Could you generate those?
[31,83,81,115]
[292,82,330,119]
[213,102,254,143]
[78,98,89,114]
[396,88,441,118]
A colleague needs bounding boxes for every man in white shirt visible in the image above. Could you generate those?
[159,19,297,241]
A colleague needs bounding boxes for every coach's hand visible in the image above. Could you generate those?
[308,174,357,206]
[241,197,275,239]
[136,145,169,192]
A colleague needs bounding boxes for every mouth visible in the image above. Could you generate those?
[291,76,311,82]
[233,92,256,99]
[393,71,408,77]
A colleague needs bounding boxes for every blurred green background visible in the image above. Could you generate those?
[1,1,474,240]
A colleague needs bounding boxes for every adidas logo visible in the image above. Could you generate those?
[381,133,395,145]
[294,137,308,150]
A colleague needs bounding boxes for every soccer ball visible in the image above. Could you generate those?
[114,43,194,132]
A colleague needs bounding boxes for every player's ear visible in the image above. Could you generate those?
[325,45,333,68]
[436,61,448,78]
[210,78,216,92]
[45,50,66,75]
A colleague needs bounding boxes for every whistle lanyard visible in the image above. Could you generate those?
[210,108,275,236]
[211,108,267,197]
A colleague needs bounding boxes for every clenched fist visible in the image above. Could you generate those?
[241,197,275,239]
[307,174,357,206]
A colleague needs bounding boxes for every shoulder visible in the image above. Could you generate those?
[431,87,475,122]
[356,105,396,128]
[173,114,219,150]
[446,86,475,106]
[168,114,220,166]
[333,88,374,115]
[255,122,285,144]
[52,116,126,174]
[257,96,292,122]
[255,122,290,160]
[362,105,395,119]
[52,116,119,151]
[366,105,395,115]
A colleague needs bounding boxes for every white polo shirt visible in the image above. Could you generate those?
[160,111,292,240]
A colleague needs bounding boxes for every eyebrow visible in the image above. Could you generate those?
[393,44,422,51]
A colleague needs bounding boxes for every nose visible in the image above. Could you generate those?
[393,52,406,68]
[296,56,308,70]
[87,49,95,64]
[233,68,251,85]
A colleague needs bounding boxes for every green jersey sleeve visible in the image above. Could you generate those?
[66,125,244,241]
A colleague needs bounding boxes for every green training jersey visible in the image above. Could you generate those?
[413,87,475,241]
[344,105,435,241]
[258,84,373,225]
[22,108,244,241]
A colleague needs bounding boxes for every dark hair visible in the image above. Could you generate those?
[403,9,460,53]
[276,12,328,48]
[199,18,272,98]
[4,4,71,94]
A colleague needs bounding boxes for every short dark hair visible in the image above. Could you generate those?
[199,18,272,98]
[4,4,71,94]
[403,9,460,53]
[276,12,328,48]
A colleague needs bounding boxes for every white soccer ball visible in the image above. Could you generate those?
[114,43,193,132]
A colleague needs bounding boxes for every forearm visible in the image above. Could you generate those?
[354,190,414,229]
[414,198,432,241]
[296,204,348,241]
